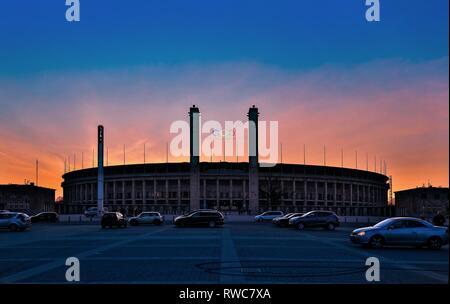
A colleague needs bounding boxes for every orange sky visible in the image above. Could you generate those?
[0,59,448,198]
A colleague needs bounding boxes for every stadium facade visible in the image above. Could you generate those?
[61,106,390,216]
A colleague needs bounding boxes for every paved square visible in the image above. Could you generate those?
[0,222,448,284]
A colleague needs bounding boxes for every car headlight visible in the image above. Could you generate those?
[357,231,366,236]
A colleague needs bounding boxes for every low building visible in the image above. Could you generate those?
[0,184,55,215]
[395,186,449,218]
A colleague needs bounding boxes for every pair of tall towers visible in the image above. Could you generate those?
[188,105,259,213]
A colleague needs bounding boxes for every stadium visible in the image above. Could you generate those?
[61,106,390,216]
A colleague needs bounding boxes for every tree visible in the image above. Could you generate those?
[260,173,282,210]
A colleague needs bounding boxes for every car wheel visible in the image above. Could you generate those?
[208,221,216,228]
[326,223,336,231]
[427,237,442,250]
[297,223,305,230]
[154,220,162,225]
[130,220,138,226]
[8,224,18,232]
[369,235,385,249]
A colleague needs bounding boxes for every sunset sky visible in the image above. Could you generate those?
[0,0,448,198]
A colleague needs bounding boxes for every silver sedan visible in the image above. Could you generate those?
[350,217,449,250]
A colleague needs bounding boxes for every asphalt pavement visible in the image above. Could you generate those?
[0,221,447,284]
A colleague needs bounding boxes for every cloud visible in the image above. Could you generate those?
[0,58,448,196]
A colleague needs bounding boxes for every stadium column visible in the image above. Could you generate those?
[304,180,307,204]
[113,181,116,205]
[314,181,318,205]
[143,180,146,206]
[189,105,201,211]
[293,180,296,206]
[177,179,181,206]
[230,179,233,209]
[216,179,220,208]
[97,125,104,214]
[90,183,94,205]
[248,105,259,214]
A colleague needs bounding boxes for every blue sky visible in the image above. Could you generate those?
[0,0,448,75]
[0,0,448,195]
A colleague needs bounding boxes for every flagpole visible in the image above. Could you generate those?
[366,153,368,171]
[280,143,283,164]
[303,144,306,165]
[166,142,169,163]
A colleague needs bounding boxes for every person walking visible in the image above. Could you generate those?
[432,211,446,226]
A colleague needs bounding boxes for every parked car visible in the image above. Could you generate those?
[289,211,340,230]
[273,213,304,227]
[174,210,224,228]
[101,212,127,229]
[31,212,59,223]
[129,212,164,226]
[350,217,449,250]
[85,207,99,218]
[0,210,10,213]
[0,212,31,232]
[254,211,284,222]
[85,207,108,218]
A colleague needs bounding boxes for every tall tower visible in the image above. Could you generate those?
[189,105,201,211]
[248,105,259,213]
[97,125,104,215]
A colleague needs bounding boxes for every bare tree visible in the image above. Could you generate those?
[260,173,282,210]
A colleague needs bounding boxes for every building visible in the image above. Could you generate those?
[395,186,449,218]
[0,184,56,215]
[61,162,389,216]
[61,106,390,216]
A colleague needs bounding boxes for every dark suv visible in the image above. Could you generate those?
[289,211,340,231]
[101,212,127,229]
[174,210,224,228]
